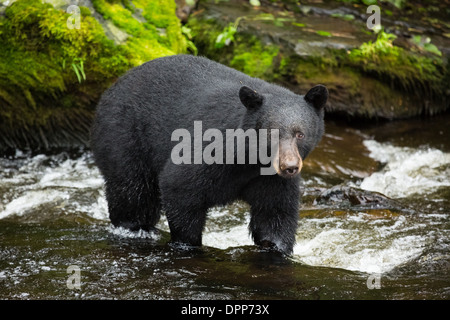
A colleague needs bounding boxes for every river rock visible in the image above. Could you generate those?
[314,184,404,210]
[0,0,189,153]
[186,0,449,120]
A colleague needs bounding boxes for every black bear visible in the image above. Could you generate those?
[91,55,327,254]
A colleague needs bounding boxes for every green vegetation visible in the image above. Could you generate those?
[337,0,405,8]
[0,0,188,150]
[187,1,448,119]
[347,30,444,95]
[230,40,280,79]
[330,13,355,21]
[91,0,188,63]
[188,16,281,80]
[316,30,332,37]
[0,0,448,151]
[214,13,295,49]
[0,0,127,116]
[215,23,238,49]
[194,8,445,99]
[411,35,442,57]
[65,58,87,83]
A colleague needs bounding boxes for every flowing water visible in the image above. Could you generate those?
[0,115,449,300]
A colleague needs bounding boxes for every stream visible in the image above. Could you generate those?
[0,114,449,300]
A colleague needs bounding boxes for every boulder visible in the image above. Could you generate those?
[0,0,189,152]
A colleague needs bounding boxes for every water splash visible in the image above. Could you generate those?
[0,145,448,275]
[0,151,106,220]
[292,213,429,273]
[360,140,450,198]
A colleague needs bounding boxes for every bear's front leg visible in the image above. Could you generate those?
[241,175,301,255]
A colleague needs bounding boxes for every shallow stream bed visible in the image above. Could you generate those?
[1,115,449,299]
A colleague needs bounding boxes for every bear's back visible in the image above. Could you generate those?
[100,55,270,130]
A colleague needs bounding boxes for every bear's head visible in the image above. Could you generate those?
[239,84,328,178]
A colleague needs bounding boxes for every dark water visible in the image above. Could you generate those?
[0,115,449,300]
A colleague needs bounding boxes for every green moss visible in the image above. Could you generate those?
[0,0,188,151]
[135,0,179,28]
[187,17,280,80]
[187,17,228,56]
[347,30,445,96]
[230,40,279,79]
[79,6,92,17]
[0,0,125,120]
[92,0,144,35]
[173,5,450,119]
[91,0,186,64]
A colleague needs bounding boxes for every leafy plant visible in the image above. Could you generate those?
[62,58,86,83]
[215,23,237,48]
[181,25,198,55]
[249,0,261,6]
[316,30,332,37]
[411,35,442,57]
[348,30,443,94]
[215,13,295,49]
[331,12,355,21]
[64,58,86,83]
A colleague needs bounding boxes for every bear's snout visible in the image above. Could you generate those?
[274,138,303,178]
[280,159,300,177]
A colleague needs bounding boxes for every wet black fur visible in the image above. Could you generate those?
[91,55,327,254]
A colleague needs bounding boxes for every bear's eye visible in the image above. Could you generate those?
[295,132,305,140]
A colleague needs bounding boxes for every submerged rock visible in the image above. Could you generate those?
[314,184,404,211]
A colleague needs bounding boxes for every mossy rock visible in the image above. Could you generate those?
[0,0,189,153]
[186,0,449,120]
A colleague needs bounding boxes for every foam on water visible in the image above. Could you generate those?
[1,145,447,274]
[202,215,253,249]
[292,213,429,273]
[360,140,450,198]
[290,141,450,273]
[0,189,70,219]
[108,226,161,240]
[200,140,450,272]
[0,152,107,220]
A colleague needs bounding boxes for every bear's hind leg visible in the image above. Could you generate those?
[162,193,208,247]
[105,175,161,232]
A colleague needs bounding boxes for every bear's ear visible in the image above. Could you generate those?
[239,86,264,110]
[304,85,328,110]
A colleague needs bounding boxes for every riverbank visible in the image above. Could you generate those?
[0,0,448,152]
[186,0,449,119]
